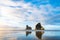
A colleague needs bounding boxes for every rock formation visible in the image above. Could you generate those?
[35,23,44,30]
[26,25,32,30]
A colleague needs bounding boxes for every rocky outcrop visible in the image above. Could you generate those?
[35,23,44,30]
[26,25,32,36]
[26,25,32,30]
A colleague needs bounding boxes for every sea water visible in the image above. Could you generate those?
[0,30,60,40]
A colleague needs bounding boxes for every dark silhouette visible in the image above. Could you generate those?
[35,23,44,40]
[26,25,32,30]
[26,25,32,36]
[36,31,44,40]
[35,23,44,30]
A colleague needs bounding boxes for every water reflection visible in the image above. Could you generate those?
[26,31,32,36]
[26,30,44,40]
[36,31,44,40]
[0,30,60,40]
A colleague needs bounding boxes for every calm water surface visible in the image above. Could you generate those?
[0,30,60,40]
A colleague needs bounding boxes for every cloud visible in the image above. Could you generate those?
[0,7,22,26]
[0,0,60,27]
[0,0,26,27]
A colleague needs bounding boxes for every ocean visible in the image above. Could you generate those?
[0,30,60,40]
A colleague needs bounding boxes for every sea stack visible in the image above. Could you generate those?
[35,23,44,30]
[26,25,32,30]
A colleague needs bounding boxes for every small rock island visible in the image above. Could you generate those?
[26,25,32,36]
[35,23,44,30]
[26,25,32,30]
[26,23,44,30]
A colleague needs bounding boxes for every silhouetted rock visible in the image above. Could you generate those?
[26,25,32,30]
[35,23,44,30]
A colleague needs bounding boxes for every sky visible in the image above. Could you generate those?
[0,0,60,30]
